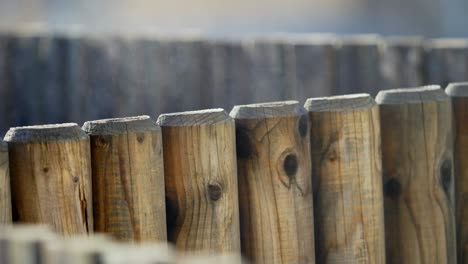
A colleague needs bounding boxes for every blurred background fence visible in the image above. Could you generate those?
[1,31,468,135]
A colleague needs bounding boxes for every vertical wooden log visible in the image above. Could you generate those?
[207,39,251,110]
[379,37,424,90]
[305,94,385,263]
[284,34,338,99]
[337,35,381,96]
[0,141,11,224]
[157,109,240,254]
[4,123,93,235]
[424,39,468,88]
[83,116,167,242]
[376,86,456,264]
[446,82,468,263]
[230,101,315,264]
[243,38,288,103]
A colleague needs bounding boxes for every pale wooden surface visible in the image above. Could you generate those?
[3,123,93,235]
[83,116,167,242]
[157,109,241,254]
[305,94,385,263]
[231,101,315,264]
[446,82,468,263]
[0,141,11,224]
[376,86,456,264]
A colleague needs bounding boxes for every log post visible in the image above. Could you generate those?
[305,94,385,263]
[376,86,456,263]
[157,109,240,254]
[446,82,468,262]
[336,35,381,96]
[3,123,93,235]
[0,141,11,224]
[379,37,424,90]
[424,39,468,88]
[82,115,167,242]
[230,101,315,264]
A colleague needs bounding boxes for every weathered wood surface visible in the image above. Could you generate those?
[206,39,251,110]
[379,37,424,90]
[376,86,456,264]
[0,141,11,224]
[424,39,468,88]
[336,35,381,96]
[231,101,315,264]
[285,35,338,99]
[305,94,385,263]
[446,82,468,263]
[3,123,93,235]
[157,109,240,254]
[83,115,167,242]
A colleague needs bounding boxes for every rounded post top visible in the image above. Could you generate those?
[157,108,230,126]
[4,123,88,143]
[83,115,159,135]
[376,85,448,105]
[230,100,305,119]
[446,82,468,97]
[304,94,374,112]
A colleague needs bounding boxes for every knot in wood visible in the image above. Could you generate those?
[284,154,298,177]
[384,178,402,199]
[208,183,223,201]
[440,159,452,194]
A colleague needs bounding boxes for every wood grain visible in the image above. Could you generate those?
[379,37,424,90]
[3,123,93,235]
[305,94,385,263]
[0,141,11,224]
[376,86,456,264]
[446,82,468,263]
[231,101,315,264]
[83,115,167,242]
[157,109,240,254]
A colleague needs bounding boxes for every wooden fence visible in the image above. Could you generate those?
[0,83,467,263]
[2,32,468,136]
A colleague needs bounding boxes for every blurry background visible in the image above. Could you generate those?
[1,0,468,37]
[0,0,468,135]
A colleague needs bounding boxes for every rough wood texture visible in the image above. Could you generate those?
[83,115,167,242]
[305,94,385,263]
[157,109,240,254]
[336,35,381,96]
[3,123,93,235]
[376,86,456,264]
[379,37,424,90]
[231,101,315,264]
[424,39,468,88]
[285,34,338,99]
[0,141,11,223]
[446,82,468,263]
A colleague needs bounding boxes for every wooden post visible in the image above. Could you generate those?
[157,109,240,254]
[376,86,456,263]
[4,123,93,235]
[446,82,468,263]
[305,94,385,263]
[379,37,424,90]
[230,101,315,264]
[284,34,338,100]
[82,116,167,242]
[424,39,468,88]
[0,141,11,224]
[336,35,381,96]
